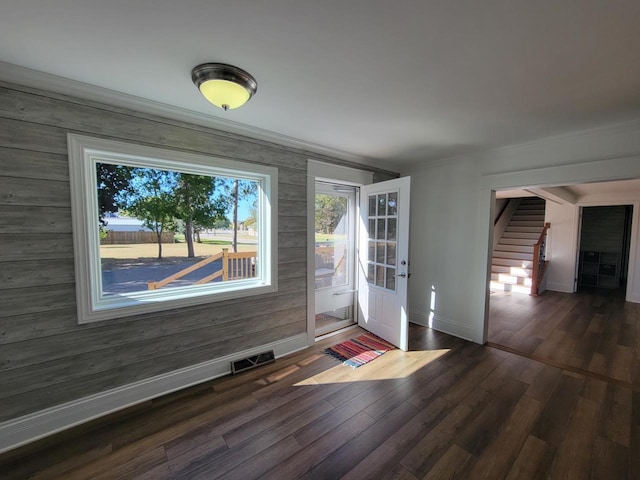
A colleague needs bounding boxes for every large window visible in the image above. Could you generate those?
[68,134,277,323]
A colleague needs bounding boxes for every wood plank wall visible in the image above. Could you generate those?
[0,82,398,423]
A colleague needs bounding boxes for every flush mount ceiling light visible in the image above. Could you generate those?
[191,63,258,111]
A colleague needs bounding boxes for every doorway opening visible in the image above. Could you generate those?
[577,205,633,295]
[314,181,358,337]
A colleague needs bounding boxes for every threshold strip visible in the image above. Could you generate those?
[486,341,638,392]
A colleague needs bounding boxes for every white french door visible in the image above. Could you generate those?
[357,177,411,350]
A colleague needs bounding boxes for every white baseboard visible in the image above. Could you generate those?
[409,310,477,343]
[408,310,429,327]
[546,282,575,293]
[431,315,477,343]
[627,292,640,303]
[0,333,308,454]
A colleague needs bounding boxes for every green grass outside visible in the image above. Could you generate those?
[200,239,232,245]
[315,233,348,243]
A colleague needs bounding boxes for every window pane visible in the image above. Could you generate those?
[368,219,375,239]
[386,242,396,266]
[369,195,376,217]
[98,163,260,296]
[387,218,397,241]
[368,241,376,263]
[388,192,398,215]
[386,267,396,291]
[315,193,349,288]
[376,242,385,263]
[376,265,385,287]
[368,263,375,284]
[378,194,387,216]
[376,219,386,240]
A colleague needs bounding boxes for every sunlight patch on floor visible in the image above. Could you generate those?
[294,348,451,385]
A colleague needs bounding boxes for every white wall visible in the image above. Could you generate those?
[407,157,482,342]
[544,202,579,293]
[403,119,640,344]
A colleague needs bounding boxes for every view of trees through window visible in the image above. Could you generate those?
[315,192,349,289]
[97,162,259,295]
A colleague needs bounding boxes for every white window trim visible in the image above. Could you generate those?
[68,134,278,324]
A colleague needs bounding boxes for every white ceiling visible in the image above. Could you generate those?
[565,179,640,197]
[1,1,640,168]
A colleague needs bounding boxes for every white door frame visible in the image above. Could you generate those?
[306,160,373,346]
[574,206,584,292]
[479,156,640,343]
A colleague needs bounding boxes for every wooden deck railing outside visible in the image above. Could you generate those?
[148,248,256,290]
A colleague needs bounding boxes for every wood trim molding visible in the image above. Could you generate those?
[0,333,308,454]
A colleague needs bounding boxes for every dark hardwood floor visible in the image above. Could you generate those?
[489,287,640,390]
[1,295,638,479]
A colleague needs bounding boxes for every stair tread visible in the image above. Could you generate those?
[514,211,545,215]
[499,238,536,245]
[491,274,533,285]
[496,242,535,247]
[493,251,534,259]
[493,258,534,267]
[506,226,544,233]
[493,245,533,256]
[512,215,545,220]
[510,221,545,226]
[489,281,532,294]
[492,265,532,272]
[502,232,539,238]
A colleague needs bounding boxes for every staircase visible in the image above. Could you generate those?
[491,197,546,294]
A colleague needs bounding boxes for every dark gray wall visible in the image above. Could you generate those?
[0,82,397,422]
[493,198,509,223]
[580,206,628,253]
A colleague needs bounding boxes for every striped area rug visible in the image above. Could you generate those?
[324,332,396,368]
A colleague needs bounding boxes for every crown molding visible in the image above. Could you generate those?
[0,61,394,172]
[399,117,640,175]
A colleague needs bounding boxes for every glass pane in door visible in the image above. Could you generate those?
[366,190,398,291]
[315,193,349,289]
[315,182,357,336]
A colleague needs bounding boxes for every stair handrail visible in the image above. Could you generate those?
[531,222,551,296]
